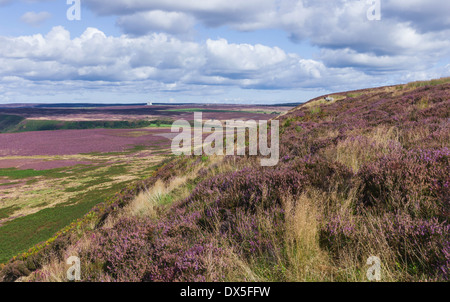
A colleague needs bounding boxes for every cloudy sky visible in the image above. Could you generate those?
[0,0,449,104]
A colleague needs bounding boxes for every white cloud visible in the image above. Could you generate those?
[20,11,52,27]
[80,0,450,76]
[117,10,196,36]
[205,39,287,72]
[0,26,375,98]
[83,0,274,20]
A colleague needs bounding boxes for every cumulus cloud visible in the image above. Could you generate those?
[0,26,372,92]
[80,0,450,76]
[20,11,52,27]
[205,39,288,74]
[116,10,196,36]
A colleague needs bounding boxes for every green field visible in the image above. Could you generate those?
[0,151,164,263]
[0,117,173,133]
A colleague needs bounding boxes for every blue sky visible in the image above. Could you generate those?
[0,0,449,104]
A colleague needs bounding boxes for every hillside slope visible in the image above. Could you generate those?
[1,78,449,282]
[0,115,25,133]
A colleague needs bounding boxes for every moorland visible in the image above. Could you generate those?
[0,104,286,266]
[0,78,448,282]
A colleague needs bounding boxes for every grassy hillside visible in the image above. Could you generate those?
[0,115,25,132]
[1,78,448,282]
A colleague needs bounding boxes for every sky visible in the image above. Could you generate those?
[0,0,449,104]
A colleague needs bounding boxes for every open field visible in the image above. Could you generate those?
[0,139,168,263]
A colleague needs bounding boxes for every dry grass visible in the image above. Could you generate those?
[303,95,345,109]
[21,232,96,282]
[105,156,230,225]
[400,125,434,148]
[282,191,332,281]
[331,126,400,172]
[213,189,335,282]
[272,186,406,282]
[23,255,67,282]
[367,125,400,143]
[125,179,170,220]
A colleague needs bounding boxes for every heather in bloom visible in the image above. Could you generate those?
[2,79,449,282]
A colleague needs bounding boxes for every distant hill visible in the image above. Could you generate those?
[0,103,147,109]
[0,102,299,109]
